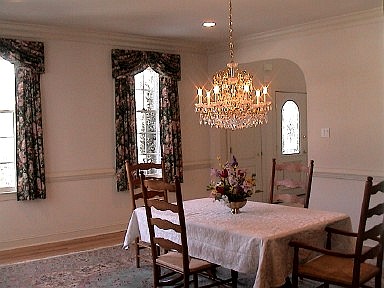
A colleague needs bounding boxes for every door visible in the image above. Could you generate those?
[227,127,264,201]
[275,91,308,164]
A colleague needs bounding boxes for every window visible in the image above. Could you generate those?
[281,100,300,155]
[112,49,183,191]
[134,67,161,172]
[0,57,16,192]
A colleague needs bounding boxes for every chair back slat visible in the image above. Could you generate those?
[276,179,306,189]
[151,217,182,233]
[367,203,384,218]
[362,244,381,262]
[125,160,166,210]
[144,179,176,192]
[364,224,383,242]
[147,198,179,213]
[371,181,384,195]
[275,162,310,172]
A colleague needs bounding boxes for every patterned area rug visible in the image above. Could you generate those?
[1,245,151,288]
[0,245,379,287]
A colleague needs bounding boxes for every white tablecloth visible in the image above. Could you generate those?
[123,198,351,288]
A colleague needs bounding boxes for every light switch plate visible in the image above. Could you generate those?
[321,128,330,138]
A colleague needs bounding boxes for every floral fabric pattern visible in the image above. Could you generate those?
[0,38,46,200]
[111,49,183,191]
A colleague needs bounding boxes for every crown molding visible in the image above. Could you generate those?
[208,8,383,53]
[0,20,206,54]
[1,8,381,55]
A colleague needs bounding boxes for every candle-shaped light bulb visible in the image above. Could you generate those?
[197,88,203,104]
[263,86,267,103]
[262,86,268,95]
[256,91,260,105]
[214,85,220,94]
[206,91,211,105]
[244,84,250,93]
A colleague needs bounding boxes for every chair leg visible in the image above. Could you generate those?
[134,242,140,268]
[291,272,298,288]
[291,247,299,288]
[231,269,238,288]
[183,273,191,288]
[193,273,198,288]
[375,275,381,288]
[153,265,161,288]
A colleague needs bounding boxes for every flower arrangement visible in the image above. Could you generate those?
[208,155,256,203]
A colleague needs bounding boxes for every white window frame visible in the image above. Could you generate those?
[281,100,300,155]
[0,57,16,195]
[134,67,161,170]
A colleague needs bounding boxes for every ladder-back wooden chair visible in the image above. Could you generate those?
[125,160,166,268]
[269,158,314,208]
[289,176,384,287]
[140,172,237,287]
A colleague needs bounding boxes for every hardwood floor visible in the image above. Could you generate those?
[0,230,126,265]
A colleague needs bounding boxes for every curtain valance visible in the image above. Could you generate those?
[0,38,45,74]
[111,49,180,80]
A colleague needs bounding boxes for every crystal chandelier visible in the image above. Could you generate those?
[195,0,272,130]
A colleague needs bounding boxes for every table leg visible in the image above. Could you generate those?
[231,270,238,288]
[279,277,292,288]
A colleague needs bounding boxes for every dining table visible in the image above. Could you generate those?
[123,198,352,288]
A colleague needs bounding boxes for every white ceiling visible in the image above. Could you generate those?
[0,0,382,43]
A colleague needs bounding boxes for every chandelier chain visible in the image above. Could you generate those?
[228,0,234,62]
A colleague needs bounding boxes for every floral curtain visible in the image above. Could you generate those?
[0,38,46,200]
[111,49,183,191]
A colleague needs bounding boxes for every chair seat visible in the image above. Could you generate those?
[156,251,215,274]
[299,254,380,286]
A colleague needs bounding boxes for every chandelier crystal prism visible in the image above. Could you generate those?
[195,0,272,130]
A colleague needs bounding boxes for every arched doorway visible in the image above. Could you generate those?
[226,59,307,202]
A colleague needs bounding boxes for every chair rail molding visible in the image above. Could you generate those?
[47,168,115,183]
[314,170,384,182]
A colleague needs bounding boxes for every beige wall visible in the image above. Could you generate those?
[0,32,211,250]
[0,9,383,250]
[207,10,384,228]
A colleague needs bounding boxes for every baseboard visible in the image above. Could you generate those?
[0,223,127,252]
[0,230,126,265]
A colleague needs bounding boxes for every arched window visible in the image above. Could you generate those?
[281,100,300,155]
[0,57,16,191]
[134,67,161,165]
